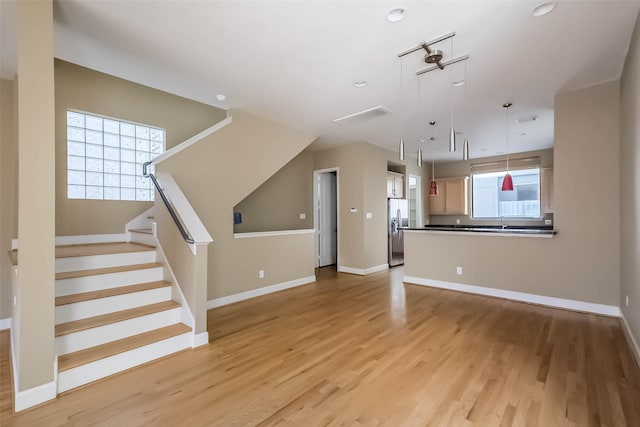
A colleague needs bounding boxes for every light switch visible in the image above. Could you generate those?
[350,208,358,213]
[366,212,373,219]
[299,213,306,220]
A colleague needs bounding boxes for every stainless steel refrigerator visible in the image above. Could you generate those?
[388,199,409,267]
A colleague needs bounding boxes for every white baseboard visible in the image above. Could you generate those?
[10,327,57,412]
[14,380,57,412]
[192,332,209,348]
[403,276,621,317]
[338,264,389,276]
[55,233,128,246]
[0,318,11,330]
[621,312,640,370]
[207,275,316,309]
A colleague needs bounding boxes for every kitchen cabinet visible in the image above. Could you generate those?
[541,167,554,214]
[428,176,469,215]
[387,171,404,198]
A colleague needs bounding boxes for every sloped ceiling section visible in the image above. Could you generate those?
[46,1,640,160]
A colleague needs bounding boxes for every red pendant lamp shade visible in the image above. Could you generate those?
[502,173,514,191]
[429,180,439,196]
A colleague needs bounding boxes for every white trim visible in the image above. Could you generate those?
[621,312,640,370]
[55,233,128,246]
[14,380,57,412]
[338,264,389,276]
[0,318,11,330]
[403,276,621,317]
[234,229,315,239]
[155,172,213,251]
[10,327,57,412]
[313,167,340,269]
[191,332,209,348]
[11,239,18,250]
[207,276,316,309]
[402,229,555,238]
[153,117,233,164]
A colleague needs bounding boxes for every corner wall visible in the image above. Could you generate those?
[0,78,18,321]
[54,60,227,236]
[620,12,640,349]
[313,141,429,271]
[405,80,620,307]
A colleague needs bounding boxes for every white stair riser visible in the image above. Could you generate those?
[56,307,181,355]
[57,332,191,393]
[56,251,156,273]
[55,287,171,324]
[128,231,156,247]
[56,268,163,297]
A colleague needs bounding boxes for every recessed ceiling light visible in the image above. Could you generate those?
[451,79,465,87]
[386,8,406,23]
[419,138,426,143]
[532,2,556,17]
[216,94,227,102]
[429,137,435,141]
[353,80,367,88]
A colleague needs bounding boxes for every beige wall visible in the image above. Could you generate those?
[156,205,208,334]
[0,78,18,320]
[313,141,428,271]
[157,110,317,299]
[405,80,620,306]
[15,0,56,392]
[429,148,554,226]
[620,13,640,346]
[54,60,227,236]
[233,150,313,233]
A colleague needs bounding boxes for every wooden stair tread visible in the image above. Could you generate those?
[58,323,191,371]
[55,301,181,336]
[128,229,153,235]
[56,262,163,280]
[55,281,171,306]
[55,242,155,259]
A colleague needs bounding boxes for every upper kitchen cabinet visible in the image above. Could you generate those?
[428,176,469,215]
[541,167,554,214]
[387,171,404,199]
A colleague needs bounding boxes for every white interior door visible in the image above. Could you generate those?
[318,172,337,267]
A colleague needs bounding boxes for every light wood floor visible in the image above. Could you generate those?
[2,267,639,426]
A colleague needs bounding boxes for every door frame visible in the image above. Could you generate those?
[313,167,340,269]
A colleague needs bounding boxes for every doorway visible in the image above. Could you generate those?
[313,168,338,268]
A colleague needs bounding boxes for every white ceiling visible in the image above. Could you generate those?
[5,1,640,161]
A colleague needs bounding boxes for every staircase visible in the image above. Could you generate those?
[54,240,192,393]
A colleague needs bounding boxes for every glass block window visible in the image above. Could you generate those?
[67,111,165,201]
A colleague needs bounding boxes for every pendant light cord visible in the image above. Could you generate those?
[400,57,404,140]
[505,105,510,172]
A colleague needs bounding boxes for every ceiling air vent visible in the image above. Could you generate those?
[515,114,538,124]
[332,106,392,126]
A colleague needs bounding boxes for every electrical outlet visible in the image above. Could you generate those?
[545,219,552,225]
[259,270,264,279]
[299,213,306,220]
[626,295,629,307]
[366,212,373,219]
[456,266,463,275]
[456,219,461,225]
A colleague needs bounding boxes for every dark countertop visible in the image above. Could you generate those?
[401,225,557,236]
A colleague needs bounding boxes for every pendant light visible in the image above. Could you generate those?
[502,102,514,191]
[429,159,438,196]
[463,139,469,161]
[398,57,405,160]
[417,147,423,167]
